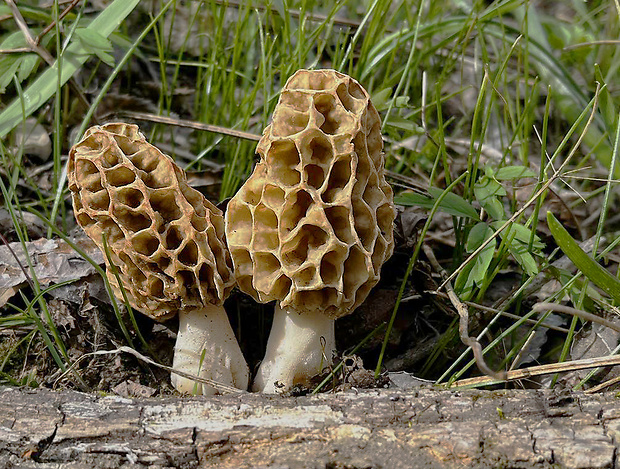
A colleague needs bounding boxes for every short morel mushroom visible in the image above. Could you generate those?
[225,70,396,393]
[68,123,249,395]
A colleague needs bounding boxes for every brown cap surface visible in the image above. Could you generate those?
[69,123,234,321]
[226,70,395,319]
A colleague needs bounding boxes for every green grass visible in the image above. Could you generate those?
[0,0,619,391]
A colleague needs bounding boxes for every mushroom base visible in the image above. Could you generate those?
[253,304,335,393]
[171,305,249,395]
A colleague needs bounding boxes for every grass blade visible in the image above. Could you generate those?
[0,0,140,138]
[395,188,480,220]
[546,212,620,303]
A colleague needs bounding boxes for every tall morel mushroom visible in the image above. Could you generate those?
[69,123,249,395]
[225,69,396,393]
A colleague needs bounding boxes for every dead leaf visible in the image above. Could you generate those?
[511,313,565,368]
[0,210,47,239]
[571,318,620,369]
[12,117,52,161]
[0,237,104,307]
[557,314,620,387]
[47,298,75,330]
[394,206,426,250]
[112,379,156,398]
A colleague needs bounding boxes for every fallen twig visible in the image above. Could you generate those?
[532,302,620,334]
[452,302,620,389]
[423,244,506,381]
[5,0,95,122]
[53,345,247,395]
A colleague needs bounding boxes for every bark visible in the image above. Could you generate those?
[1,385,620,469]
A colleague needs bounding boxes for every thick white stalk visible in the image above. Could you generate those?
[171,304,249,395]
[253,304,335,393]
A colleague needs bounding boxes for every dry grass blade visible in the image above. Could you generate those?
[54,346,247,395]
[452,354,620,389]
[585,375,620,393]
[117,111,261,142]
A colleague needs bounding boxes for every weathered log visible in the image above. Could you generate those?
[1,385,619,468]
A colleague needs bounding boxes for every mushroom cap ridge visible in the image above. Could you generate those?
[69,123,235,321]
[225,69,396,319]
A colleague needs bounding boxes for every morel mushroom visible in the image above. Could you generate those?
[225,70,395,393]
[68,123,249,395]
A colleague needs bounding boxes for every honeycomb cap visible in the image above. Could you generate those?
[225,69,395,319]
[68,123,235,321]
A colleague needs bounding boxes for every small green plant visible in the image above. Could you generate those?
[396,163,544,301]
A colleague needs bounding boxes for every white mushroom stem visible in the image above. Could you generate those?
[171,304,249,395]
[253,304,336,393]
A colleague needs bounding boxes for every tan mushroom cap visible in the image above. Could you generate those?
[226,69,395,319]
[68,123,235,321]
